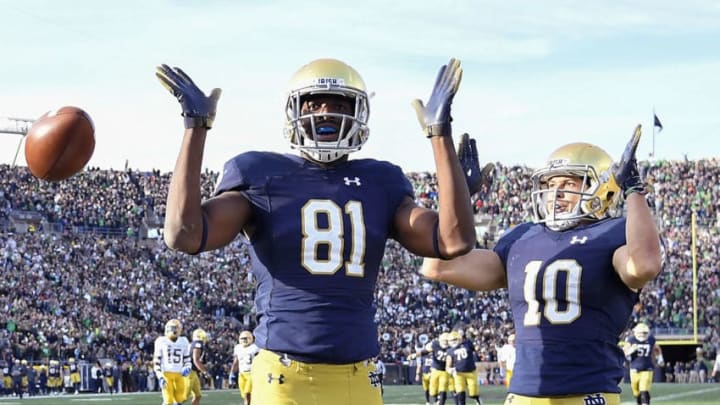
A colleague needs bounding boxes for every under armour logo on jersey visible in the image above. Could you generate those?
[368,371,382,387]
[267,373,285,384]
[583,393,606,405]
[343,177,362,186]
[570,235,588,244]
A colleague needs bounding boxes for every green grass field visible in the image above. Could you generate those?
[0,384,718,404]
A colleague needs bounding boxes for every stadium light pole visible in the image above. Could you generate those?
[0,117,34,166]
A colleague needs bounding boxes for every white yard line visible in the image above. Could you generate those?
[620,386,720,404]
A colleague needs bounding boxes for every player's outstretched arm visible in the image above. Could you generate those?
[611,125,662,289]
[157,64,248,253]
[421,249,506,291]
[397,58,475,259]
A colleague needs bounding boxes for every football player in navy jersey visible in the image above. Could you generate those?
[416,332,452,405]
[414,343,434,405]
[623,323,663,405]
[422,125,663,405]
[157,56,484,405]
[446,331,482,405]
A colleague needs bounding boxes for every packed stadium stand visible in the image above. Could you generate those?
[0,158,718,392]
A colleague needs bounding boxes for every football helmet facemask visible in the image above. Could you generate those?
[285,58,370,163]
[531,142,620,231]
[239,330,254,347]
[633,323,650,342]
[165,319,182,340]
[192,328,208,343]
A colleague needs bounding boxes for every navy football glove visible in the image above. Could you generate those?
[411,58,463,138]
[457,133,495,195]
[158,376,167,388]
[612,124,647,197]
[156,64,222,129]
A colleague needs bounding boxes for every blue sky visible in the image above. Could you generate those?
[1,0,719,173]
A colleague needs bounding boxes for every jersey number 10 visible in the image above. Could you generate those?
[523,259,582,325]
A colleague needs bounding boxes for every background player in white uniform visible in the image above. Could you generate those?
[231,331,259,405]
[154,319,191,405]
[497,333,516,389]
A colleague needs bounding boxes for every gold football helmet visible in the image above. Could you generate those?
[439,332,450,349]
[448,331,461,348]
[165,319,182,340]
[239,330,254,347]
[633,323,650,342]
[192,328,208,343]
[531,142,620,230]
[284,58,370,163]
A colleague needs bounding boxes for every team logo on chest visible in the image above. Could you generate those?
[343,176,362,186]
[570,235,588,245]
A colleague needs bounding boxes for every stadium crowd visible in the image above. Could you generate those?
[1,157,719,392]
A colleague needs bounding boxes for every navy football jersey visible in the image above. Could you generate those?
[448,340,477,372]
[494,218,638,396]
[421,354,433,374]
[430,341,448,370]
[626,335,656,371]
[190,340,206,372]
[215,152,413,363]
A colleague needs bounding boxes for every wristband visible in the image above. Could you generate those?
[183,115,210,130]
[624,184,648,197]
[426,123,451,138]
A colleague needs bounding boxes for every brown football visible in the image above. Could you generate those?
[24,106,95,181]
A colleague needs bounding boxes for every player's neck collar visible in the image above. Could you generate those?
[301,153,349,169]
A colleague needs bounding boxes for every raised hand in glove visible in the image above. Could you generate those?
[156,64,222,129]
[457,133,495,195]
[612,124,647,197]
[411,58,463,138]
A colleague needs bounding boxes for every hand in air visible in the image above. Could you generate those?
[457,133,495,195]
[612,124,647,197]
[156,64,222,129]
[411,58,463,138]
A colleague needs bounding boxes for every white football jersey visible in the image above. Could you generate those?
[498,343,516,371]
[233,343,259,372]
[154,336,191,375]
